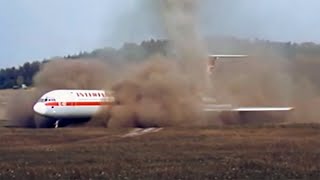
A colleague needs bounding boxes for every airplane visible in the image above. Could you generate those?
[33,90,114,128]
[33,55,294,128]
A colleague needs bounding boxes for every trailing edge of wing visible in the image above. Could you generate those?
[203,107,294,112]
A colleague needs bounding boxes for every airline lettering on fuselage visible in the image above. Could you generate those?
[76,92,106,97]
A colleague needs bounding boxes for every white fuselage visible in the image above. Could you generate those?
[33,90,114,119]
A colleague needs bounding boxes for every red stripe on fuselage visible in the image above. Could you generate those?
[45,101,112,107]
[45,102,59,106]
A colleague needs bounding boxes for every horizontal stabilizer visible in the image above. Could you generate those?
[208,55,248,59]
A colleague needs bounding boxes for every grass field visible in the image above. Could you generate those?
[0,125,319,179]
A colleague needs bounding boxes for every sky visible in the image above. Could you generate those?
[0,0,320,68]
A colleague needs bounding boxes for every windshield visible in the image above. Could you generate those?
[38,97,56,102]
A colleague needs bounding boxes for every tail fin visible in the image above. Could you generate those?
[207,55,248,74]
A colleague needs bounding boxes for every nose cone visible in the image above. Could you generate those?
[33,103,47,115]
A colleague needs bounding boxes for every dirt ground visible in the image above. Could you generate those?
[0,125,319,179]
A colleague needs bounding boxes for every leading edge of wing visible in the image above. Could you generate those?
[203,107,294,112]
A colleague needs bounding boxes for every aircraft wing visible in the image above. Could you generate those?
[229,107,293,112]
[203,104,294,112]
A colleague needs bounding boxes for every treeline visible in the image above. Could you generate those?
[0,61,42,89]
[0,38,320,89]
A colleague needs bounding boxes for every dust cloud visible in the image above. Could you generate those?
[97,0,209,128]
[6,91,39,128]
[102,56,203,128]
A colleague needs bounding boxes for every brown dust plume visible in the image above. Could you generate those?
[98,56,204,128]
[97,0,210,128]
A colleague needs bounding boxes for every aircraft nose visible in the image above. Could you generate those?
[33,103,47,115]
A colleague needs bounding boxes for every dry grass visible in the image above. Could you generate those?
[0,125,319,179]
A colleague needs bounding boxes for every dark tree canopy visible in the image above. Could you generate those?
[0,61,41,89]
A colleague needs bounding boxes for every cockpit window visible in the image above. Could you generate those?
[38,98,56,102]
